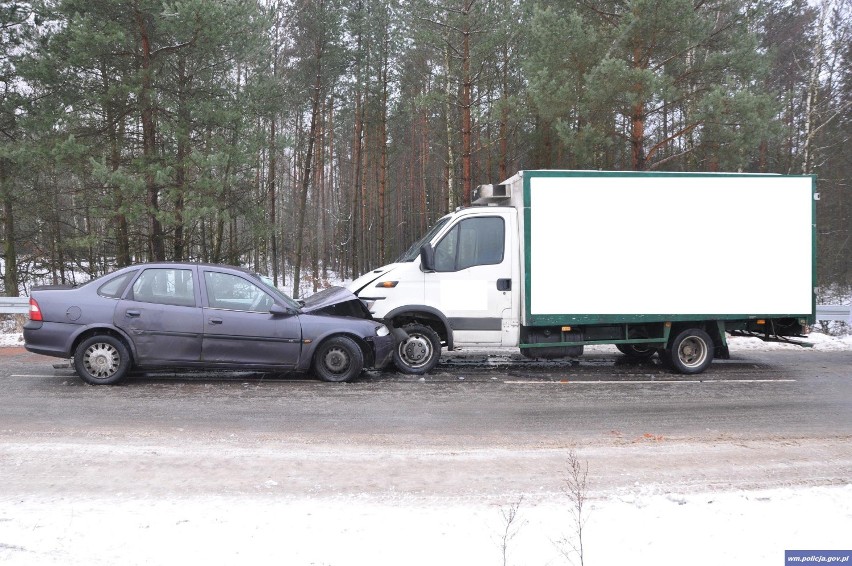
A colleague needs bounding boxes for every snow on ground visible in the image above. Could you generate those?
[3,304,849,564]
[1,485,850,565]
[0,332,23,347]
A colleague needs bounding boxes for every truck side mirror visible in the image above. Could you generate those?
[420,244,435,272]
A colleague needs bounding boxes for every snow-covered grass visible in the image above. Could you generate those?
[1,485,849,565]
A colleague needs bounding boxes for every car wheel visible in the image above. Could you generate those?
[313,336,364,382]
[393,323,441,375]
[615,343,657,359]
[668,328,714,374]
[74,335,131,385]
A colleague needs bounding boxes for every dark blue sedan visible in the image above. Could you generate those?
[24,263,398,384]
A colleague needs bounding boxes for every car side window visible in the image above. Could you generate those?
[204,271,274,313]
[433,217,505,272]
[98,271,136,299]
[130,269,196,307]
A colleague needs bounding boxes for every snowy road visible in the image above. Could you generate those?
[1,344,850,564]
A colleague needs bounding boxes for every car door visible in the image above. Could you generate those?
[424,212,514,346]
[114,267,203,364]
[200,270,302,367]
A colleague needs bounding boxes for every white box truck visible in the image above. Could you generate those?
[349,170,816,375]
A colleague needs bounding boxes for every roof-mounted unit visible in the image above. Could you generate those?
[472,183,511,205]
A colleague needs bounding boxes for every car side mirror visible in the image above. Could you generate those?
[269,304,293,317]
[420,243,435,272]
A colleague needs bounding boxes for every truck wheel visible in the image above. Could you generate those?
[394,323,441,374]
[74,335,131,385]
[668,328,714,374]
[313,336,364,382]
[615,343,657,360]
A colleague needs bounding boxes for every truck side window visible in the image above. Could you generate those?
[434,226,459,271]
[434,217,504,272]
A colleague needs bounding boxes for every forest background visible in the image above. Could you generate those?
[0,0,849,298]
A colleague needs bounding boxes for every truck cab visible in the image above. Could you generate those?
[349,205,521,373]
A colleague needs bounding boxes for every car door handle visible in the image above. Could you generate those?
[497,278,512,291]
[125,310,141,318]
[208,318,223,325]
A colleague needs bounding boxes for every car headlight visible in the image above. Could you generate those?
[375,324,390,337]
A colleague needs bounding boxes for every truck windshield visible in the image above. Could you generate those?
[396,216,452,262]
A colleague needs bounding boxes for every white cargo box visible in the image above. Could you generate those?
[506,171,815,326]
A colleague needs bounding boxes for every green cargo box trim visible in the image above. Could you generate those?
[520,170,818,328]
[527,313,813,326]
[521,337,667,349]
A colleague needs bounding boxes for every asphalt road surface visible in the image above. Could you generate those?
[2,346,850,501]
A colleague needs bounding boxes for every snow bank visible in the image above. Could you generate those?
[1,485,849,565]
[0,332,23,347]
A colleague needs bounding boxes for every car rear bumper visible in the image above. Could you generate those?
[23,320,73,358]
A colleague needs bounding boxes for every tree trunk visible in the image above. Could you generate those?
[293,27,325,299]
[350,1,364,279]
[498,40,509,182]
[378,31,389,265]
[269,117,279,285]
[1,159,18,296]
[630,45,646,171]
[801,0,828,175]
[460,0,473,206]
[174,56,189,261]
[135,7,165,261]
[444,43,456,212]
[103,60,130,267]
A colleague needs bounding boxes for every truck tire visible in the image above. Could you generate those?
[74,334,131,385]
[393,323,441,374]
[615,343,657,360]
[313,336,364,382]
[668,328,714,374]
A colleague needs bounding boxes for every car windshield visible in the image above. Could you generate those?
[396,216,452,262]
[257,274,301,310]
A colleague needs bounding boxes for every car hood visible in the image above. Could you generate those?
[300,286,366,314]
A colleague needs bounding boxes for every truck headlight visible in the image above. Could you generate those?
[376,324,390,337]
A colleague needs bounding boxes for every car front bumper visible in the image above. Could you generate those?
[368,333,396,369]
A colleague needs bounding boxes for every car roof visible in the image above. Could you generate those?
[121,262,260,278]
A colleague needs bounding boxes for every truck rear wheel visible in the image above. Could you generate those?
[393,323,441,374]
[615,343,657,360]
[667,328,714,374]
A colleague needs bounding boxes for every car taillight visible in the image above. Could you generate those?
[29,298,43,321]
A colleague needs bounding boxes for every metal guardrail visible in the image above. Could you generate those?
[0,297,29,315]
[816,304,852,324]
[1,297,849,322]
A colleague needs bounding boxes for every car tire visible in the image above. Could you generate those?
[668,328,714,374]
[74,335,132,385]
[615,343,657,360]
[313,336,364,382]
[393,323,441,375]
